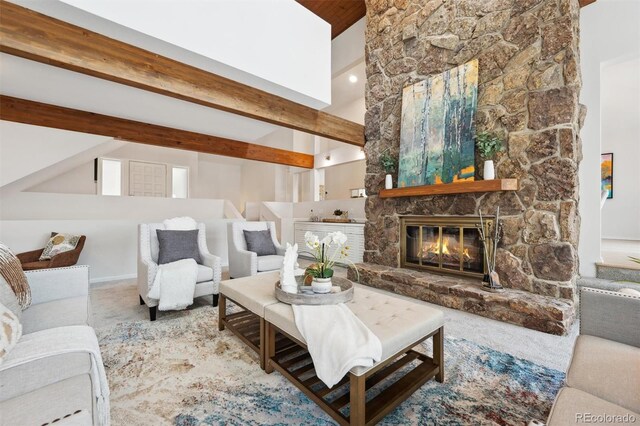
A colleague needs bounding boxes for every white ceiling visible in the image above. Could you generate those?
[10,0,331,108]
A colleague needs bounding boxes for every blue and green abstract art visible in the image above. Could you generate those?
[398,60,479,187]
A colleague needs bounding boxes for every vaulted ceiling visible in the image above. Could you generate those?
[297,0,366,39]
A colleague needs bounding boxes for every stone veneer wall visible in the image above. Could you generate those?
[363,0,583,299]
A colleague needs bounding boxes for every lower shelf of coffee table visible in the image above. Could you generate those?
[267,328,440,426]
[223,309,300,362]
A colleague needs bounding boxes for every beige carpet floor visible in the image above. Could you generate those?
[91,264,578,372]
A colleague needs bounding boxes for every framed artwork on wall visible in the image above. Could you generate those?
[398,59,479,188]
[601,152,613,199]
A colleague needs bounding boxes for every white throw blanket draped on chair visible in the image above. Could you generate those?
[292,304,382,388]
[2,326,111,425]
[148,259,198,311]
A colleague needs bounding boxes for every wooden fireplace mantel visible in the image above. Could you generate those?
[379,179,518,198]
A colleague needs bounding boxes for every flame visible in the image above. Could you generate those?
[420,236,472,261]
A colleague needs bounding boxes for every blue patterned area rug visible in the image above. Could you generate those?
[98,306,564,425]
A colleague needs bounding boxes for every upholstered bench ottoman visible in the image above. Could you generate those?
[263,285,445,426]
[218,272,285,369]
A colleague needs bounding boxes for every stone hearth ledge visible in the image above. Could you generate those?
[348,263,575,336]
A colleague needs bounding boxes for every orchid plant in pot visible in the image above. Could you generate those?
[302,230,358,294]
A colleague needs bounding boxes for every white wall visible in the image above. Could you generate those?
[324,160,366,200]
[579,0,640,276]
[25,142,247,209]
[600,58,640,241]
[15,0,331,108]
[0,121,110,187]
[0,192,239,282]
[332,18,365,77]
[196,158,244,208]
[28,160,96,195]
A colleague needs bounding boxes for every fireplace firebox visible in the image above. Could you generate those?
[400,216,494,279]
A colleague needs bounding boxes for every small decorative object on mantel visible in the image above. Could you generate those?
[478,208,504,292]
[379,149,397,190]
[279,243,299,294]
[302,231,358,293]
[476,132,505,180]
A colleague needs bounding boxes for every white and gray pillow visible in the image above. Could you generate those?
[0,301,22,364]
[243,230,277,256]
[156,229,202,265]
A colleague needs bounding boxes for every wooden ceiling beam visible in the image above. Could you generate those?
[0,1,364,147]
[0,96,315,169]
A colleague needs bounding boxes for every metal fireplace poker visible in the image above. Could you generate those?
[478,207,504,292]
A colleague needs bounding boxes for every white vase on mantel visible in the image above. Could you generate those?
[483,160,495,180]
[385,174,393,189]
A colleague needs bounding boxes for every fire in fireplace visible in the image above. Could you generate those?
[400,216,493,278]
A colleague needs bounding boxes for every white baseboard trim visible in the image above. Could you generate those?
[90,273,137,284]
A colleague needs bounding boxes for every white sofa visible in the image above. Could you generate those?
[227,221,285,279]
[547,287,640,425]
[138,222,222,321]
[0,266,107,426]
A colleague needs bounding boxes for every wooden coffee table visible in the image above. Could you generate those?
[219,275,445,425]
[263,285,445,426]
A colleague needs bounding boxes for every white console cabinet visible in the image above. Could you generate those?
[294,222,364,264]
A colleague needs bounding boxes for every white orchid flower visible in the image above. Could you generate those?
[304,231,320,249]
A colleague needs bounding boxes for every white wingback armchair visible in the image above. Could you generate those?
[227,221,285,278]
[138,222,221,321]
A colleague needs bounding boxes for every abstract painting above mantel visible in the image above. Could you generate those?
[398,60,478,188]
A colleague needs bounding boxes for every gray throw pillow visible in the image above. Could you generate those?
[243,230,277,256]
[156,229,202,265]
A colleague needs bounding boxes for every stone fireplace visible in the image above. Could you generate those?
[349,0,584,335]
[401,216,492,279]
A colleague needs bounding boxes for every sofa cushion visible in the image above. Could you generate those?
[0,374,93,426]
[257,255,283,272]
[548,387,638,426]
[0,243,31,309]
[21,296,89,334]
[196,265,213,283]
[219,272,280,317]
[244,230,277,256]
[567,335,640,413]
[0,301,21,364]
[156,229,202,265]
[264,285,444,375]
[0,348,91,401]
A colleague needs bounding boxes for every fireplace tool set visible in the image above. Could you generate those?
[478,208,504,292]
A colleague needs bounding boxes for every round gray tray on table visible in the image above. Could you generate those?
[275,276,354,305]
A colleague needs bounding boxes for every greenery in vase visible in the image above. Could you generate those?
[475,132,505,160]
[379,150,397,174]
[302,231,359,280]
[630,256,640,265]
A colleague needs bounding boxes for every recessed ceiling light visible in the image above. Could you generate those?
[349,75,358,83]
